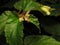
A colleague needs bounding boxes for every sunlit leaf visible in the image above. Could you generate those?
[5,13,24,45]
[24,35,60,45]
[0,11,17,35]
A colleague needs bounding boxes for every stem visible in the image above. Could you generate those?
[25,10,30,16]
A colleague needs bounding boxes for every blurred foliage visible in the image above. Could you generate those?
[24,35,60,45]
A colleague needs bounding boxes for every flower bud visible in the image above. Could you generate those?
[41,6,51,15]
[19,17,24,22]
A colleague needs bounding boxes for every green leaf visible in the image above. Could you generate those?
[29,14,40,31]
[5,21,24,45]
[14,0,35,11]
[40,17,60,35]
[0,11,16,35]
[14,0,42,11]
[24,35,60,45]
[0,14,7,35]
[4,11,24,45]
